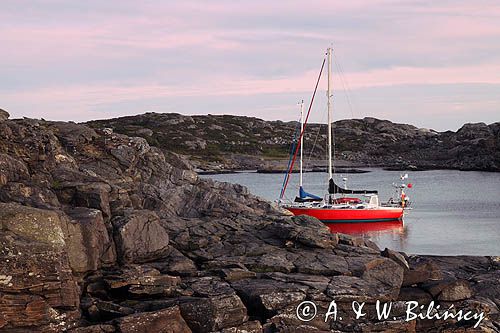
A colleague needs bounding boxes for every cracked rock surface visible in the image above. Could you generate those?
[0,117,498,332]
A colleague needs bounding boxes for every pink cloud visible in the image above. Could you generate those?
[344,64,500,88]
[3,63,500,109]
[3,0,500,69]
[1,0,500,129]
[0,25,241,65]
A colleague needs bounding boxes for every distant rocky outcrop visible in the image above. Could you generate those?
[0,116,499,332]
[0,108,9,122]
[87,112,500,172]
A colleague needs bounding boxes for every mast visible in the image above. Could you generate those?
[327,47,333,182]
[299,100,304,188]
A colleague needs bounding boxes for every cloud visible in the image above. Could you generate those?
[1,0,500,130]
[4,61,500,104]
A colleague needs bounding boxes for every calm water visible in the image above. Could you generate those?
[203,169,500,255]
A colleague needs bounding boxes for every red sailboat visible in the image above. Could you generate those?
[279,47,404,224]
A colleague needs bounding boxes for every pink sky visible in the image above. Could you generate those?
[1,0,499,130]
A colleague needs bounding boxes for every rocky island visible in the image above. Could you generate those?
[0,109,499,332]
[87,112,500,173]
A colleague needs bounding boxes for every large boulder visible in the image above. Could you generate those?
[326,275,393,303]
[0,203,79,331]
[0,233,80,331]
[231,278,307,318]
[62,207,116,274]
[260,215,337,249]
[293,251,350,275]
[0,203,66,246]
[361,257,405,299]
[149,247,197,276]
[325,256,404,303]
[112,210,169,263]
[115,306,191,333]
[421,279,474,301]
[382,248,409,270]
[403,257,443,286]
[179,294,248,333]
[73,183,112,220]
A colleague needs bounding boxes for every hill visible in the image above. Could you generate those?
[87,113,500,172]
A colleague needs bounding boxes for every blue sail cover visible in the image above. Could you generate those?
[299,186,321,200]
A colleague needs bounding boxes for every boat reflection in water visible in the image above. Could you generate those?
[326,219,404,235]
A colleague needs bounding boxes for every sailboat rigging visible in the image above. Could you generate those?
[279,47,404,224]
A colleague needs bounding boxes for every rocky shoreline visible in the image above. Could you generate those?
[196,168,371,175]
[87,112,500,173]
[256,167,371,174]
[0,111,499,332]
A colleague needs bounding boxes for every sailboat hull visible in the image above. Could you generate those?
[285,206,403,223]
[280,49,409,225]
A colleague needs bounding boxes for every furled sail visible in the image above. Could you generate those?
[328,179,378,194]
[294,186,322,202]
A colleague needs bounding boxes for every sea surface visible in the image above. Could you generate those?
[202,169,500,255]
